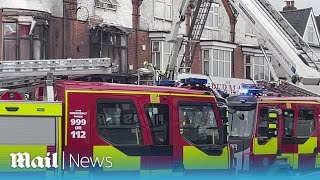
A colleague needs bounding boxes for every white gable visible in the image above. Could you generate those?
[303,9,320,45]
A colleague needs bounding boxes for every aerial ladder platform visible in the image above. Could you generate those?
[164,0,214,80]
[228,0,320,96]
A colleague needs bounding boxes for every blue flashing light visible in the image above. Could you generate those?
[156,80,176,87]
[239,83,264,96]
[180,78,208,85]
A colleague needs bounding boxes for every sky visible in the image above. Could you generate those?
[268,0,320,15]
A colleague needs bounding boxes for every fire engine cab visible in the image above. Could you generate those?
[227,84,320,175]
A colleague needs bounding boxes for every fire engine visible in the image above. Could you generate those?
[227,83,320,175]
[0,58,231,176]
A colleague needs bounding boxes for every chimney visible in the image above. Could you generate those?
[283,0,297,11]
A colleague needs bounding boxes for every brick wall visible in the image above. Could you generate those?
[70,20,90,58]
[129,0,151,71]
[234,46,244,79]
[49,17,63,59]
[191,44,202,74]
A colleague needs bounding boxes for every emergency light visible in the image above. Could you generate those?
[239,84,263,96]
[180,78,208,85]
[156,80,176,87]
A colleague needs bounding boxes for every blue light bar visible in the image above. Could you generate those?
[180,78,208,85]
[156,80,176,87]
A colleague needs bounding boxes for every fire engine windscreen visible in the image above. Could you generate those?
[179,104,220,145]
[228,108,256,137]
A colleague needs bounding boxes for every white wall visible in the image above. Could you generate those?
[78,0,133,28]
[140,0,186,34]
[234,15,259,46]
[201,0,231,42]
[0,0,63,17]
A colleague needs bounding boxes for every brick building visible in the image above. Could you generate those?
[1,0,318,88]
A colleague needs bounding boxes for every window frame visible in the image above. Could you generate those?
[94,0,120,11]
[202,48,231,78]
[154,0,173,21]
[178,101,221,145]
[244,54,271,81]
[296,108,315,138]
[2,21,48,61]
[144,103,170,145]
[205,3,220,30]
[96,99,143,145]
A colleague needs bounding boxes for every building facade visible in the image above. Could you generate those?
[0,0,134,82]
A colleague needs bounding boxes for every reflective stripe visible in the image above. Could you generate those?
[93,146,140,171]
[66,90,214,98]
[298,137,317,154]
[183,146,229,170]
[268,124,277,129]
[253,138,278,155]
[0,102,62,116]
[269,113,277,118]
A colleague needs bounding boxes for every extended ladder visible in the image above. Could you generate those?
[0,58,116,89]
[179,0,214,73]
[255,0,320,72]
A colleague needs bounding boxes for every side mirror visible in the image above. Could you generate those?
[267,109,279,138]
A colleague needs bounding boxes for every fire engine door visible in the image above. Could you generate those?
[291,104,318,170]
[143,95,173,174]
[278,107,296,170]
[254,105,283,169]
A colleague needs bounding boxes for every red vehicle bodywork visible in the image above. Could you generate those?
[54,80,231,174]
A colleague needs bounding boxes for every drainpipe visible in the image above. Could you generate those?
[222,0,237,78]
[221,0,236,42]
[134,0,143,70]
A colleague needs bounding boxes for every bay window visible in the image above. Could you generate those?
[151,40,185,71]
[245,55,271,81]
[203,49,231,78]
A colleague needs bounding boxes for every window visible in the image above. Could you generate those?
[203,49,231,77]
[245,24,255,36]
[97,100,142,145]
[154,0,172,20]
[179,103,219,145]
[3,22,48,60]
[307,25,315,43]
[297,109,315,137]
[90,28,128,73]
[152,41,161,70]
[145,104,169,145]
[244,55,271,81]
[257,108,269,137]
[205,3,219,29]
[203,49,210,75]
[283,110,294,137]
[152,40,185,71]
[95,0,120,10]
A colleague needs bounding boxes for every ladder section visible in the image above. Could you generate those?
[255,0,320,72]
[179,0,213,73]
[257,80,320,97]
[0,58,116,88]
[228,0,320,85]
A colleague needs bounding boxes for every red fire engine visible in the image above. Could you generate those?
[227,83,320,175]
